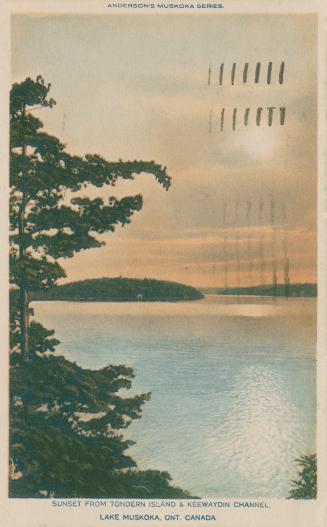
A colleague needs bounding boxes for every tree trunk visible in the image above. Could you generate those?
[18,104,30,362]
[19,286,30,362]
[18,201,30,360]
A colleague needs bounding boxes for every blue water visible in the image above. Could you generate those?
[33,296,316,498]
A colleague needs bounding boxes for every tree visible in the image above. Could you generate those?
[9,77,191,498]
[288,454,317,499]
[10,76,170,362]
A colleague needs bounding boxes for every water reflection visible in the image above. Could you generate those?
[33,296,316,498]
[205,365,308,497]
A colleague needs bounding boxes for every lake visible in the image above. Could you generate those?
[32,295,316,498]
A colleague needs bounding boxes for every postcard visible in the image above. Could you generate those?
[1,1,326,526]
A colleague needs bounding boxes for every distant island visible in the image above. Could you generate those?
[32,277,204,302]
[199,283,317,298]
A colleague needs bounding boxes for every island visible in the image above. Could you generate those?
[199,283,317,297]
[32,277,204,302]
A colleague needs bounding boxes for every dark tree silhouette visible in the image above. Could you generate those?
[288,454,317,499]
[9,77,191,499]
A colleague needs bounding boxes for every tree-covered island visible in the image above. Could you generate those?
[200,283,317,298]
[32,277,204,302]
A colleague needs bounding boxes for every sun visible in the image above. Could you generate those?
[241,127,276,159]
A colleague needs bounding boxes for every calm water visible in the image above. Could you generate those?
[33,296,316,498]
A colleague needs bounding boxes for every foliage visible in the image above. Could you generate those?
[10,339,191,498]
[32,277,204,302]
[288,454,317,499]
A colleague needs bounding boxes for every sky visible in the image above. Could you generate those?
[11,13,317,287]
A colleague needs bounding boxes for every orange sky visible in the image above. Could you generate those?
[12,14,317,287]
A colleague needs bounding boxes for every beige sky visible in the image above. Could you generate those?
[11,14,317,287]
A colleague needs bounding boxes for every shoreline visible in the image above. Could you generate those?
[31,294,316,303]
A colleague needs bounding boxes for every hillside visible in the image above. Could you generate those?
[32,277,204,302]
[200,283,317,297]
